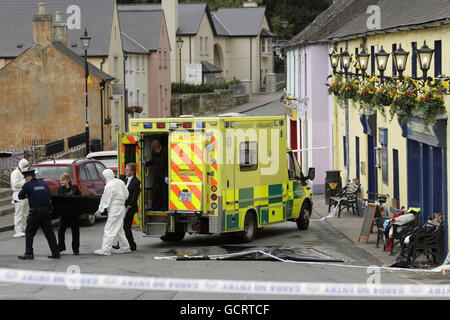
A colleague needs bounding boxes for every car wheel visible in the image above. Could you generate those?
[297,202,311,231]
[238,212,257,243]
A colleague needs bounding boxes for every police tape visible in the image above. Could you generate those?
[0,267,449,297]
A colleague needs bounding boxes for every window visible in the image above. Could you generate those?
[137,89,140,106]
[392,43,397,75]
[86,163,101,180]
[287,152,301,180]
[435,40,442,77]
[239,141,258,171]
[371,45,375,76]
[200,37,204,55]
[114,57,118,77]
[205,37,208,55]
[343,136,348,168]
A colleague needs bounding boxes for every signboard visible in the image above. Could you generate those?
[186,64,202,85]
[112,84,125,96]
[358,203,379,244]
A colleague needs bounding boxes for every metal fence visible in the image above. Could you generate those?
[45,139,65,157]
[68,133,86,150]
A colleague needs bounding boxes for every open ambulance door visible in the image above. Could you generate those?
[118,133,143,228]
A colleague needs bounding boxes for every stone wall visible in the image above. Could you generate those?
[171,89,249,117]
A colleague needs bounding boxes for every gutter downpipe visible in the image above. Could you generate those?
[100,58,106,150]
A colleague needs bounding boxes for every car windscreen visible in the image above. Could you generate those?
[31,166,73,180]
[91,156,117,168]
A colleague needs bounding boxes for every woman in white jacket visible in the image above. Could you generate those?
[95,169,131,256]
[10,159,30,238]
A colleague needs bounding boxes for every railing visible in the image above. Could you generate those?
[68,133,86,150]
[45,139,65,157]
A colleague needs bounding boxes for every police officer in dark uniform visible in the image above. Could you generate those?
[17,169,60,260]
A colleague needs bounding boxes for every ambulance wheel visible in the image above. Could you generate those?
[297,202,311,231]
[239,212,257,243]
[160,223,185,242]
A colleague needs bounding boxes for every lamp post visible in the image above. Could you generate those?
[417,41,434,80]
[176,35,184,116]
[80,28,92,156]
[393,44,409,80]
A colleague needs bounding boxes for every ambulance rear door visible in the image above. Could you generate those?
[169,131,205,213]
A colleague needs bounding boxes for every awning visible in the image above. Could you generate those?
[201,61,222,74]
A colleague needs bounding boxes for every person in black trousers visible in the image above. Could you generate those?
[117,163,140,251]
[18,169,60,260]
[149,139,168,211]
[57,173,81,255]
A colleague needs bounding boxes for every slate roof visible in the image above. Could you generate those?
[52,41,114,81]
[118,3,212,36]
[118,9,163,53]
[328,0,450,40]
[210,7,268,37]
[0,0,116,58]
[201,60,222,73]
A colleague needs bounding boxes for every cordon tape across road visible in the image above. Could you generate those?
[0,267,449,297]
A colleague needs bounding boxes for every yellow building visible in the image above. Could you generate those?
[327,0,449,253]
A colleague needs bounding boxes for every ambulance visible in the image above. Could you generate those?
[118,114,315,243]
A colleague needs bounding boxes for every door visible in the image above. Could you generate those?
[169,131,204,212]
[225,134,238,230]
[287,151,303,220]
[79,164,97,196]
[119,134,143,227]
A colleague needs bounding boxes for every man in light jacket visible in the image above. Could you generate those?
[95,169,131,256]
[10,159,30,238]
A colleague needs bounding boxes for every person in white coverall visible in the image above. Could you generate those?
[10,159,30,238]
[94,169,131,256]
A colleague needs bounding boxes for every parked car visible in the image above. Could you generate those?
[30,158,107,226]
[86,150,118,175]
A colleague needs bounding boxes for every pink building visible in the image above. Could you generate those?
[119,6,171,120]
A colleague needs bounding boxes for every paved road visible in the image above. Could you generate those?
[0,206,445,300]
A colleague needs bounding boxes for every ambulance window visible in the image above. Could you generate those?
[287,152,301,180]
[239,141,258,171]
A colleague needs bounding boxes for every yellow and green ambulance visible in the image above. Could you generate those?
[119,114,315,243]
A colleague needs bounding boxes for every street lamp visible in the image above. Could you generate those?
[357,48,370,79]
[393,44,409,80]
[375,46,390,80]
[340,49,351,76]
[80,28,91,156]
[329,50,340,74]
[176,35,184,116]
[417,40,434,80]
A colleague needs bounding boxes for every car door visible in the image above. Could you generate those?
[287,151,303,220]
[85,162,105,196]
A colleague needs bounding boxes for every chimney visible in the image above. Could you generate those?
[162,0,179,82]
[33,3,53,47]
[243,0,258,8]
[52,11,68,46]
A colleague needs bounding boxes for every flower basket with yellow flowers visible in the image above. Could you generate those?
[357,81,377,114]
[342,78,359,100]
[417,88,446,128]
[390,90,417,123]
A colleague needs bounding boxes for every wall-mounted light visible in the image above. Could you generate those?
[357,48,370,78]
[393,44,409,79]
[375,46,390,79]
[417,40,434,80]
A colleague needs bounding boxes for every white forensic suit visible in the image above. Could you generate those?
[10,159,30,237]
[95,169,131,255]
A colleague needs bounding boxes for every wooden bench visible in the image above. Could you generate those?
[328,182,360,218]
[389,211,421,255]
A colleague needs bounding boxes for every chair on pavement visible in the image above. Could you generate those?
[389,208,421,255]
[328,182,360,218]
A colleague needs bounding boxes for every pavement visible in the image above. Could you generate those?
[205,90,284,116]
[311,194,398,268]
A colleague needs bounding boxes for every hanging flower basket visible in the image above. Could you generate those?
[390,91,417,123]
[417,91,446,128]
[125,106,135,114]
[357,82,377,114]
[133,106,143,113]
[341,79,359,100]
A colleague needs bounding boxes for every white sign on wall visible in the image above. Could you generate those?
[186,64,202,85]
